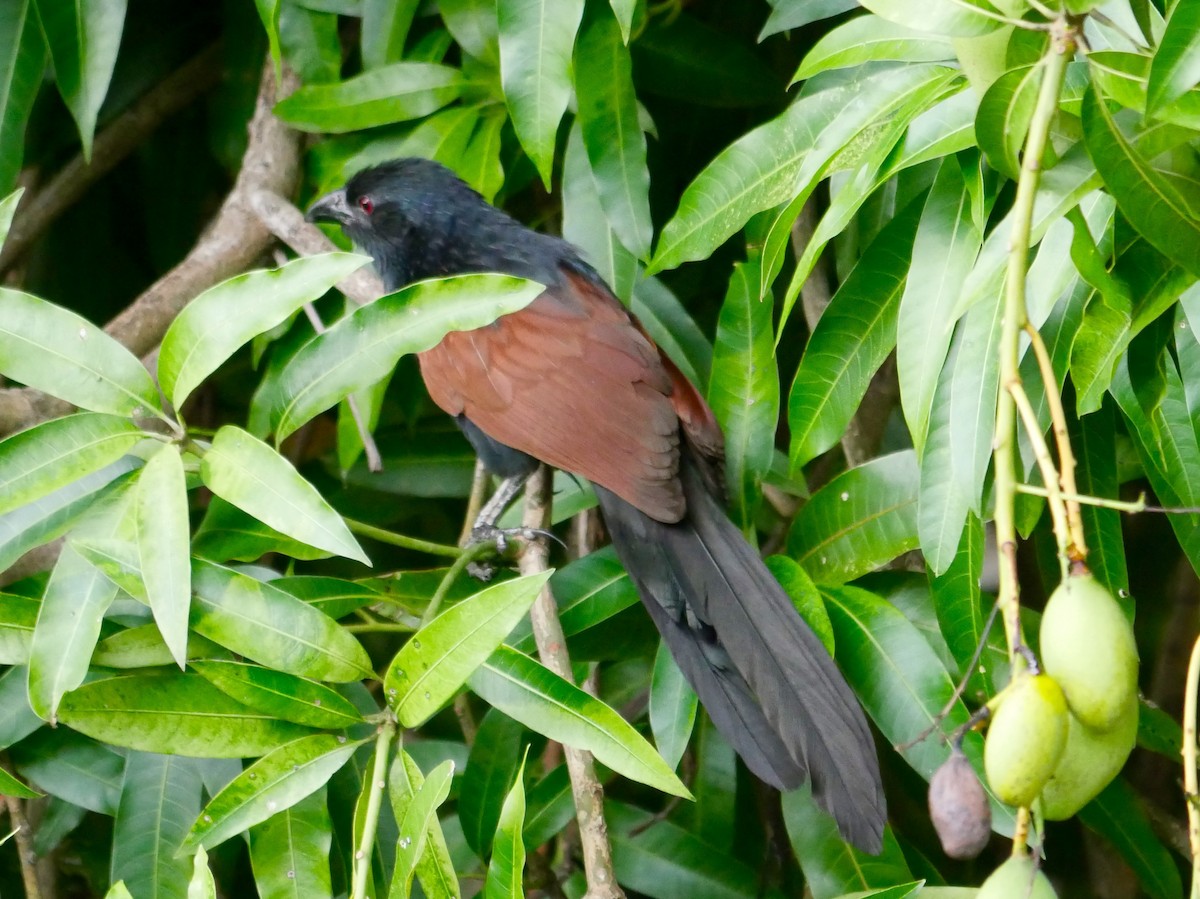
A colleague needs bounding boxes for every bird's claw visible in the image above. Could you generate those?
[464,525,563,581]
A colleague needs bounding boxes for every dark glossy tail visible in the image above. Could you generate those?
[595,452,886,854]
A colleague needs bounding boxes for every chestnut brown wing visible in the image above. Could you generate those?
[417,269,689,523]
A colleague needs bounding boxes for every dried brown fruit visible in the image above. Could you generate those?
[928,748,992,859]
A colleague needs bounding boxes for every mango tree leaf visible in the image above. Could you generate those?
[0,288,161,416]
[249,788,334,899]
[439,0,498,63]
[928,513,994,700]
[11,729,122,812]
[460,709,524,857]
[266,274,543,442]
[192,560,374,683]
[0,765,39,798]
[189,845,217,899]
[92,625,228,669]
[110,753,202,899]
[135,444,191,667]
[385,571,552,727]
[497,0,584,188]
[788,451,920,585]
[575,4,652,258]
[389,759,455,898]
[361,0,419,69]
[632,278,713,388]
[160,253,369,410]
[253,0,281,78]
[482,754,527,899]
[760,0,858,39]
[191,660,365,730]
[58,671,312,756]
[648,641,696,773]
[857,0,1003,37]
[789,196,921,468]
[1068,401,1128,599]
[201,426,368,564]
[461,105,506,202]
[1082,85,1200,277]
[274,63,462,132]
[0,593,36,664]
[1078,778,1183,899]
[33,0,126,159]
[0,412,142,517]
[793,15,953,81]
[709,259,777,532]
[975,63,1041,180]
[766,555,835,656]
[470,646,691,798]
[0,3,44,193]
[388,751,459,899]
[183,734,365,851]
[193,496,336,565]
[1145,0,1200,117]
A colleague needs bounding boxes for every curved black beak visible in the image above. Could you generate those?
[305,189,353,225]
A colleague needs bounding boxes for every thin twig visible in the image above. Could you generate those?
[1183,637,1200,897]
[344,518,461,558]
[521,465,625,899]
[1014,483,1200,515]
[351,719,396,899]
[1008,379,1072,573]
[421,542,494,626]
[460,460,491,547]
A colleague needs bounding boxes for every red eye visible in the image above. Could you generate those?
[357,195,374,215]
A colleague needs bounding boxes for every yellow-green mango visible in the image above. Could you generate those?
[1040,573,1138,732]
[1042,698,1138,820]
[979,855,1057,898]
[984,674,1068,808]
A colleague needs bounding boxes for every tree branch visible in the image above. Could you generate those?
[0,57,304,438]
[520,466,624,899]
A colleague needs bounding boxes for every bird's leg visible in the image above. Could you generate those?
[465,472,561,579]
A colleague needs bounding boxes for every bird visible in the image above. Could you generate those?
[306,157,886,852]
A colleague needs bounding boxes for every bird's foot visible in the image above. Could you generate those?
[465,525,562,580]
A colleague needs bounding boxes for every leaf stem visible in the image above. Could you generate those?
[421,541,494,626]
[345,518,461,558]
[351,717,396,899]
[1008,379,1071,574]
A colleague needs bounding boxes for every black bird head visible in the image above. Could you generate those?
[306,157,576,291]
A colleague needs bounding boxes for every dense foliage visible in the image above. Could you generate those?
[0,0,1198,897]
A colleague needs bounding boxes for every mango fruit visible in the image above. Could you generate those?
[984,673,1068,808]
[979,855,1057,898]
[1042,697,1138,820]
[928,748,992,859]
[1040,573,1138,732]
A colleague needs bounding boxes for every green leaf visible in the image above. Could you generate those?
[789,195,921,468]
[1070,297,1131,416]
[788,451,920,585]
[608,0,634,43]
[1078,779,1184,899]
[709,259,777,532]
[497,0,584,188]
[1146,0,1200,117]
[0,592,36,664]
[92,625,228,669]
[1082,85,1200,277]
[648,641,696,773]
[483,754,527,899]
[266,274,543,443]
[470,646,691,798]
[0,665,40,749]
[104,884,135,899]
[793,15,953,81]
[1068,401,1128,599]
[27,475,134,720]
[0,288,161,416]
[460,709,524,856]
[606,801,781,899]
[192,560,374,683]
[11,729,122,812]
[385,571,551,727]
[575,4,652,258]
[0,412,142,518]
[0,765,39,799]
[249,789,334,899]
[0,4,44,193]
[278,3,341,85]
[461,105,506,202]
[783,788,912,899]
[135,444,192,667]
[760,0,858,39]
[975,63,1041,180]
[650,64,954,276]
[33,0,126,159]
[389,758,455,899]
[857,0,1003,37]
[388,751,460,899]
[57,671,311,756]
[917,278,1003,574]
[0,187,21,246]
[929,514,994,700]
[253,0,281,79]
[765,555,835,656]
[160,253,369,410]
[192,660,365,730]
[111,753,202,899]
[439,0,498,62]
[189,845,217,899]
[193,496,337,565]
[201,426,368,564]
[273,63,463,132]
[184,734,364,851]
[632,277,713,388]
[361,0,419,69]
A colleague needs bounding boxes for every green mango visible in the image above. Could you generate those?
[984,673,1068,808]
[1040,572,1138,731]
[979,854,1057,898]
[1042,698,1138,820]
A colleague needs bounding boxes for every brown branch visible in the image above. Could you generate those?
[1,761,41,899]
[0,44,223,279]
[0,58,304,438]
[520,466,624,899]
